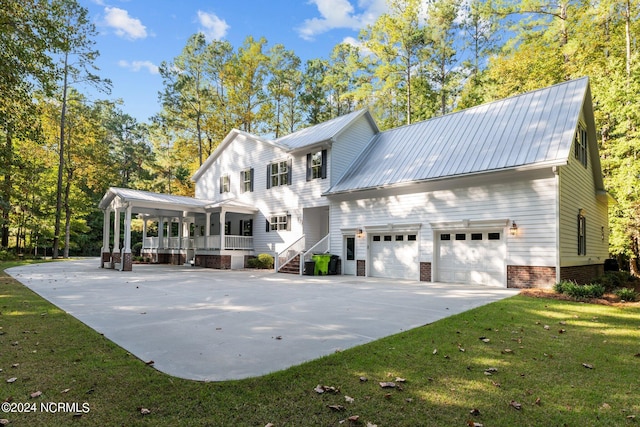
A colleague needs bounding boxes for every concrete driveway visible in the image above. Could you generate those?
[7,259,518,381]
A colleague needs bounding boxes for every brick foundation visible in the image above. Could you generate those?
[157,253,186,265]
[560,264,604,285]
[122,252,133,271]
[101,251,111,268]
[195,254,231,269]
[357,260,366,276]
[507,265,556,289]
[111,252,121,269]
[420,262,432,282]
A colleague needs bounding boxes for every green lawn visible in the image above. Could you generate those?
[1,263,639,426]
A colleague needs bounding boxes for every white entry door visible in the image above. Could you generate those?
[343,235,356,275]
[437,231,505,286]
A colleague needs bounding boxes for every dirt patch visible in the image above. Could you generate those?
[519,288,640,308]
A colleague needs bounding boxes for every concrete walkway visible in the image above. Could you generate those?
[7,259,518,381]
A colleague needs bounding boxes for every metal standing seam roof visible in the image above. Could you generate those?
[327,77,589,195]
[99,187,213,210]
[274,109,372,150]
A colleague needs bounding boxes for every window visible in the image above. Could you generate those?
[488,233,501,240]
[384,235,392,241]
[240,168,254,193]
[346,236,355,261]
[306,150,327,181]
[471,233,483,240]
[219,174,230,193]
[407,234,417,241]
[395,235,404,241]
[440,234,451,241]
[455,233,466,240]
[266,214,291,232]
[267,160,291,188]
[240,219,253,236]
[574,123,588,167]
[373,235,381,242]
[578,213,587,255]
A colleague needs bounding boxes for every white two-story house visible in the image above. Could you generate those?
[99,77,611,288]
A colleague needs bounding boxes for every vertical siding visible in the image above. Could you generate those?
[558,121,609,267]
[329,173,559,274]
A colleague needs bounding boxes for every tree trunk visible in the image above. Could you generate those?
[1,129,12,248]
[53,52,69,259]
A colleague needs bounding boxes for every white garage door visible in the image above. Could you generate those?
[370,233,419,280]
[437,231,505,286]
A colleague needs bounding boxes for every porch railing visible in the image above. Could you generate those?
[144,235,252,251]
[301,234,330,274]
[276,235,305,271]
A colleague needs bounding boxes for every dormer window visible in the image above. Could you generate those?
[306,149,327,181]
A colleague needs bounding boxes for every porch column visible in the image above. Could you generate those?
[205,212,211,248]
[101,208,111,268]
[121,205,133,271]
[111,209,121,269]
[142,219,148,247]
[220,209,226,250]
[158,217,164,249]
[178,216,183,250]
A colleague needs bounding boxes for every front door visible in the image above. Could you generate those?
[343,235,356,275]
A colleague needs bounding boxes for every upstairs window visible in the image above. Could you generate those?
[267,160,292,188]
[306,149,327,181]
[574,123,588,167]
[266,214,291,232]
[240,168,254,193]
[219,174,230,193]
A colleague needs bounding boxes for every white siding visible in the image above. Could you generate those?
[330,116,377,186]
[329,171,559,282]
[558,123,609,266]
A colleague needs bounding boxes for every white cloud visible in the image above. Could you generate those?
[298,0,387,41]
[341,36,373,56]
[104,7,147,40]
[118,60,159,75]
[197,11,230,41]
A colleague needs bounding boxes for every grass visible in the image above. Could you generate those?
[1,262,639,426]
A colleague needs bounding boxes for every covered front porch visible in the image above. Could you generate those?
[99,188,257,271]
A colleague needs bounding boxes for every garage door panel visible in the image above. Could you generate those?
[437,231,505,286]
[370,235,419,280]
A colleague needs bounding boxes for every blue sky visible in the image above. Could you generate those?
[82,0,389,123]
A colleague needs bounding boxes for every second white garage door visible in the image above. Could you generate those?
[370,233,419,280]
[437,231,505,286]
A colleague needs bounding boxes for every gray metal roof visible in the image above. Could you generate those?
[327,77,589,194]
[275,109,373,150]
[99,187,213,210]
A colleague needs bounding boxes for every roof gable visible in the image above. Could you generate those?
[327,77,591,194]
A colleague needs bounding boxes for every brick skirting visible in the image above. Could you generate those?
[507,265,556,288]
[195,254,231,269]
[122,252,133,271]
[560,264,604,285]
[110,252,121,269]
[101,251,111,268]
[157,253,186,265]
[357,260,366,276]
[420,262,432,282]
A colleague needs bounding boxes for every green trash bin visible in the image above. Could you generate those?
[312,254,332,275]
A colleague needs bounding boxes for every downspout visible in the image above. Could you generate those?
[554,166,561,284]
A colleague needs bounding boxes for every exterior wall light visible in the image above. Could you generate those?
[510,221,518,236]
[357,228,364,238]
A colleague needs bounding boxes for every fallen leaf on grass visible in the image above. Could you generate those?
[139,408,151,415]
[484,367,498,375]
[467,422,483,427]
[314,385,339,394]
[601,403,611,410]
[379,382,396,388]
[366,423,378,427]
[359,376,368,382]
[345,396,354,403]
[61,388,70,393]
[30,391,42,398]
[0,419,9,426]
[6,378,17,383]
[433,348,438,354]
[543,325,550,330]
[469,408,481,416]
[582,363,594,369]
[395,377,406,383]
[501,349,513,354]
[535,397,541,405]
[265,423,274,427]
[510,400,522,410]
[328,404,345,411]
[145,360,154,365]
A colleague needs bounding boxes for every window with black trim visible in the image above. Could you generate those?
[440,234,451,241]
[219,174,230,193]
[240,219,253,236]
[455,233,466,240]
[471,233,483,240]
[306,150,327,181]
[578,213,587,255]
[373,235,381,242]
[407,234,417,241]
[488,233,501,240]
[384,235,392,241]
[267,160,291,188]
[395,235,404,241]
[240,168,254,193]
[574,123,588,167]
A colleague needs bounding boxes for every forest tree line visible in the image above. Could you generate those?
[1,0,639,271]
